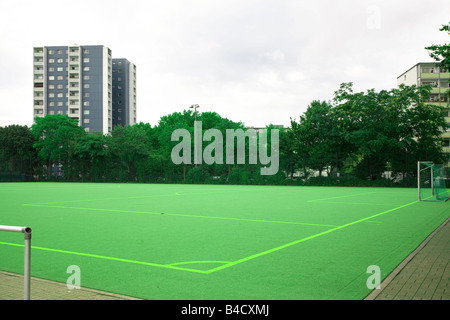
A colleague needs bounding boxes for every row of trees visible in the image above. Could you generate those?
[2,23,449,186]
[284,83,447,185]
[1,82,448,186]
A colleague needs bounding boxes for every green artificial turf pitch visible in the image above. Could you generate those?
[0,183,449,299]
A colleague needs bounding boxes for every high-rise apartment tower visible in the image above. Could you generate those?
[33,45,136,134]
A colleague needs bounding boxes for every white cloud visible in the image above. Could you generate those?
[0,0,449,128]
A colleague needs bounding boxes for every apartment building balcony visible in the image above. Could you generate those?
[442,131,450,139]
[421,71,450,79]
[33,51,44,57]
[427,101,448,107]
[430,87,449,94]
[68,47,80,55]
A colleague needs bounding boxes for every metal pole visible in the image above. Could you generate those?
[190,104,200,168]
[431,165,435,197]
[418,161,421,201]
[0,225,32,300]
[195,108,198,168]
[24,228,32,300]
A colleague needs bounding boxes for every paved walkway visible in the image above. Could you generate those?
[366,217,450,300]
[0,271,140,300]
[1,218,449,300]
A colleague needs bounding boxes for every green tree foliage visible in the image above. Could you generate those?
[109,124,152,182]
[6,75,449,186]
[0,124,37,180]
[425,23,450,71]
[72,133,110,182]
[31,115,86,179]
[425,23,450,104]
[287,83,447,184]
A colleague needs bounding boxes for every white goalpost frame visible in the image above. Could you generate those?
[0,225,32,300]
[418,161,435,201]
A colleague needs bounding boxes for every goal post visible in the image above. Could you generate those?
[418,161,450,202]
[0,225,32,300]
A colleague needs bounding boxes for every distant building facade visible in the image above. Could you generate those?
[112,59,137,127]
[397,62,450,159]
[33,45,136,134]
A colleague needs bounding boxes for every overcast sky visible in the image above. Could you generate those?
[0,0,449,128]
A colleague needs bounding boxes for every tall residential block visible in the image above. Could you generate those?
[112,59,137,127]
[33,45,136,134]
[397,62,450,161]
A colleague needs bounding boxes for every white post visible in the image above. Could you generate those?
[431,165,435,197]
[23,228,32,300]
[0,225,32,300]
[418,161,421,201]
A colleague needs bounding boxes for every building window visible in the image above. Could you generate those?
[57,58,63,63]
[83,119,90,124]
[83,66,90,72]
[83,75,90,81]
[84,110,90,115]
[84,84,90,89]
[83,58,90,63]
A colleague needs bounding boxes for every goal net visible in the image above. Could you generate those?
[418,161,450,202]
